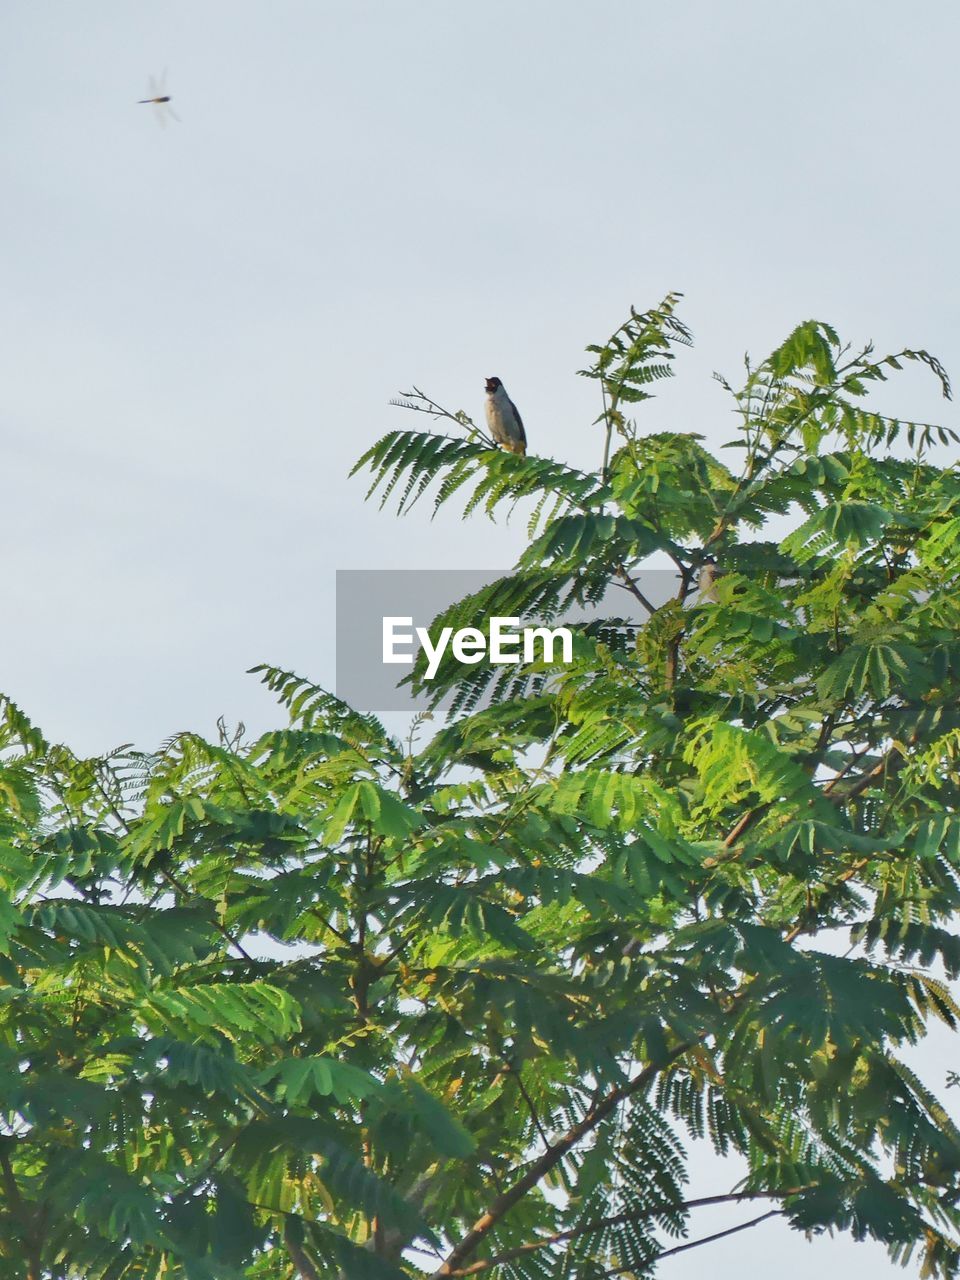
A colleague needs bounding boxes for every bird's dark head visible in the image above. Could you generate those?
[484,377,502,394]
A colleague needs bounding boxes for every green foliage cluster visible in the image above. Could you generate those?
[4,298,960,1280]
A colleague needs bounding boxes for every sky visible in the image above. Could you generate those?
[2,2,959,1274]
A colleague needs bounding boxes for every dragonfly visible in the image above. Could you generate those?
[138,71,181,127]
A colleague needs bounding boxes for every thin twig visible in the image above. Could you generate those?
[600,1209,783,1275]
[443,1193,794,1276]
[509,1065,552,1151]
[393,387,497,450]
[157,866,255,963]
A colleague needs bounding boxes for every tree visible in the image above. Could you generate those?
[3,296,960,1279]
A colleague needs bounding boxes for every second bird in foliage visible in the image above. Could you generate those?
[484,377,527,456]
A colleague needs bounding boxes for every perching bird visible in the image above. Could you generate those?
[697,557,721,601]
[484,377,527,456]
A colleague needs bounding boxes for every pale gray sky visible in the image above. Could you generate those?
[2,3,958,1273]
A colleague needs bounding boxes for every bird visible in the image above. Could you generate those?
[484,377,527,456]
[696,557,721,600]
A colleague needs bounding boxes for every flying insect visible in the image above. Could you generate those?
[138,71,181,127]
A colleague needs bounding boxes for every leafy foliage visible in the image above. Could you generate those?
[4,299,960,1280]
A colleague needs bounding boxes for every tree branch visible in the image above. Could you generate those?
[442,1192,793,1276]
[604,1208,782,1274]
[0,1142,26,1223]
[428,1040,696,1277]
[0,1143,42,1280]
[283,1219,322,1280]
[157,865,255,962]
[823,736,909,805]
[718,734,906,868]
[721,803,770,850]
[614,564,657,616]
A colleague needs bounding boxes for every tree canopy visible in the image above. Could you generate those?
[4,297,960,1280]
